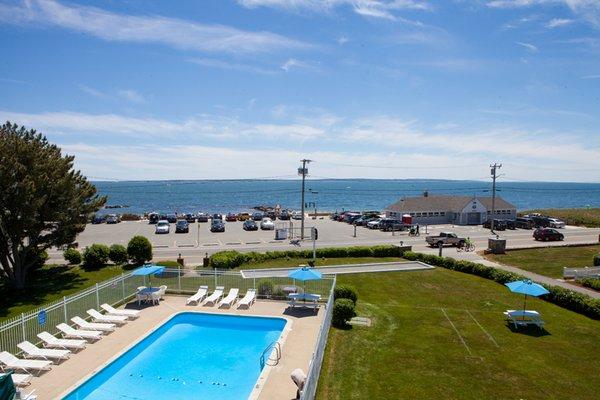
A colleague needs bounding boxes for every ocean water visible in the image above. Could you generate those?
[94,179,600,215]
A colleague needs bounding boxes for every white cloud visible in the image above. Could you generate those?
[581,74,600,79]
[0,0,310,54]
[117,89,147,104]
[78,85,109,99]
[281,58,314,71]
[188,58,277,74]
[516,41,539,52]
[237,0,431,20]
[545,17,574,27]
[337,35,349,44]
[487,1,600,28]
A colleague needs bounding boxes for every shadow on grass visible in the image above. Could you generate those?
[506,323,551,337]
[0,266,85,318]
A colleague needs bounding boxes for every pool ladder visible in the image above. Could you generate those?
[260,341,281,368]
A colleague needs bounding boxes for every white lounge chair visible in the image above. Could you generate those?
[57,323,103,341]
[237,289,257,309]
[0,372,33,387]
[87,309,128,325]
[37,332,86,350]
[218,288,239,308]
[100,303,140,319]
[0,352,52,376]
[203,286,224,306]
[186,285,209,305]
[157,285,168,299]
[17,341,70,363]
[71,316,115,332]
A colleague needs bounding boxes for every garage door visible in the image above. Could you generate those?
[467,212,480,225]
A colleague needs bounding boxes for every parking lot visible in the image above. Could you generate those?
[47,217,600,265]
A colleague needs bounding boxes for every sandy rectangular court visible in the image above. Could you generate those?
[25,296,324,400]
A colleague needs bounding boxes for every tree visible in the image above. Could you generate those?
[127,236,152,265]
[83,244,110,268]
[63,248,82,265]
[109,244,128,265]
[0,122,106,289]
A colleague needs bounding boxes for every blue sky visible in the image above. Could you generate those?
[0,0,599,182]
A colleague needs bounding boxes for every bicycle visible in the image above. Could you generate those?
[457,241,475,252]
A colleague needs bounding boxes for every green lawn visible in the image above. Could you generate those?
[485,244,600,278]
[236,257,403,270]
[317,269,600,400]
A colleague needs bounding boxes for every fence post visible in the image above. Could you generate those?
[178,268,182,292]
[253,277,256,289]
[122,273,126,300]
[63,296,68,322]
[214,268,217,288]
[21,313,26,342]
[95,283,100,309]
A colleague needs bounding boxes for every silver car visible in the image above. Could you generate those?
[155,220,170,234]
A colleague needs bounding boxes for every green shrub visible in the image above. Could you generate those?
[83,244,110,268]
[334,284,358,305]
[63,248,82,265]
[332,298,356,327]
[580,278,600,291]
[127,236,152,265]
[406,251,600,320]
[109,244,128,264]
[594,254,600,267]
[257,279,275,296]
[210,250,247,269]
[120,213,141,221]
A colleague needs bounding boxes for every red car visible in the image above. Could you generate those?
[225,213,238,222]
[533,228,564,241]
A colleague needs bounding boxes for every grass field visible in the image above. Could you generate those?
[316,268,600,400]
[522,208,600,228]
[485,244,600,278]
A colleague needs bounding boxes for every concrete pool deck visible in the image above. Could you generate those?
[25,296,324,400]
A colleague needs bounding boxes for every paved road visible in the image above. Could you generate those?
[240,261,435,278]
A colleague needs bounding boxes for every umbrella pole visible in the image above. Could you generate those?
[522,294,527,320]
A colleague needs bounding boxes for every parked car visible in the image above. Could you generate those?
[279,210,290,220]
[175,220,189,233]
[185,213,196,223]
[91,215,105,224]
[266,210,276,220]
[197,213,209,222]
[106,214,120,224]
[291,211,303,220]
[212,213,223,221]
[210,220,225,232]
[529,215,551,228]
[260,217,275,230]
[516,217,534,229]
[155,220,170,234]
[533,228,564,241]
[159,213,168,221]
[548,218,565,229]
[505,220,516,230]
[425,232,466,247]
[252,212,264,221]
[237,213,251,221]
[243,220,258,231]
[166,214,177,223]
[367,218,381,229]
[482,219,507,231]
[379,219,405,232]
[225,213,238,222]
[148,213,159,224]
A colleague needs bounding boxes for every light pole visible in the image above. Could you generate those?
[298,159,312,239]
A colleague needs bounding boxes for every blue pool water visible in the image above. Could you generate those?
[63,312,287,400]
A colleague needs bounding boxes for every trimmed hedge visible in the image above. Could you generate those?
[63,248,82,265]
[580,278,600,291]
[83,244,110,268]
[334,284,358,305]
[109,244,128,265]
[593,254,600,267]
[403,251,600,320]
[209,245,403,269]
[332,298,356,327]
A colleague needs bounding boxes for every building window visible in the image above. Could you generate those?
[416,212,421,217]
[428,212,434,217]
[410,213,415,217]
[440,212,445,216]
[434,212,439,216]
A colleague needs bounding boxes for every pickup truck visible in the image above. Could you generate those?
[425,232,466,247]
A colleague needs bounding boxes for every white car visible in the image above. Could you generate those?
[260,217,275,230]
[155,220,170,234]
[548,218,565,229]
[291,211,303,220]
[367,218,381,229]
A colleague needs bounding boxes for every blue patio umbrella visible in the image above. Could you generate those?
[505,279,549,311]
[132,264,165,287]
[288,267,322,294]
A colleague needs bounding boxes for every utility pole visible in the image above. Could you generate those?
[299,159,312,239]
[490,163,502,235]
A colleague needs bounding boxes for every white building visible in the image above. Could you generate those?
[385,194,517,225]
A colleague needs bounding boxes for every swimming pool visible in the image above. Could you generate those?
[63,312,287,400]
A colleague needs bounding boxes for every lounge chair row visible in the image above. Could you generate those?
[0,303,141,388]
[186,286,256,309]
